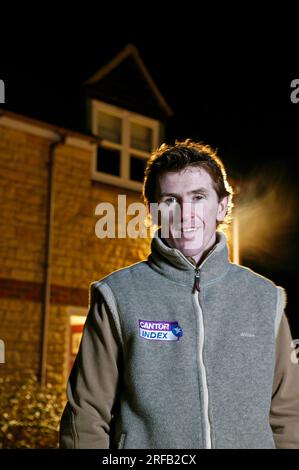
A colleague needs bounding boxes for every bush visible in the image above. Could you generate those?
[0,375,66,448]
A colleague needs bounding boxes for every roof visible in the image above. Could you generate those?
[0,109,101,146]
[84,44,173,120]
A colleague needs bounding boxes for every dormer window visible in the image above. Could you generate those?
[91,100,159,191]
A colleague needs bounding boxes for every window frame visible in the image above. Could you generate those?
[65,306,87,382]
[91,100,160,191]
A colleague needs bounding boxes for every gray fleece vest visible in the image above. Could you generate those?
[94,230,286,449]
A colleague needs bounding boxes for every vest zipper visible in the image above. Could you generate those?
[180,243,218,448]
[194,290,212,449]
[192,263,212,448]
[193,268,201,292]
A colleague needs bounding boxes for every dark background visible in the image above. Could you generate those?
[1,13,298,337]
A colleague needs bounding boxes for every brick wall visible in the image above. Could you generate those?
[0,123,151,386]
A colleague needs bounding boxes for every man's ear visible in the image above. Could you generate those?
[216,196,229,222]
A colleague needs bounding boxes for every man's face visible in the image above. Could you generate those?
[154,166,228,263]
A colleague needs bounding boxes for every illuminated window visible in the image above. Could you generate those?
[97,110,122,143]
[130,122,153,152]
[91,100,160,191]
[68,315,86,373]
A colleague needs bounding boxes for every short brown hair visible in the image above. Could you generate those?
[142,139,233,226]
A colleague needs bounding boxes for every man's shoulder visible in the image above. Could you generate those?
[229,262,279,291]
[92,259,149,287]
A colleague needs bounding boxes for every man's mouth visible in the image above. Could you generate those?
[180,226,200,233]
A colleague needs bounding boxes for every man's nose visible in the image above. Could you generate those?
[180,202,195,222]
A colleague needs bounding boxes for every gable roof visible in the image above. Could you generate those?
[84,44,173,120]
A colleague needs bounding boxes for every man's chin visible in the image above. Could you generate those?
[164,236,204,254]
[181,249,202,257]
[173,242,203,256]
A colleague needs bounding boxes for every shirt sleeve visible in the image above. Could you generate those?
[59,284,122,449]
[270,313,299,448]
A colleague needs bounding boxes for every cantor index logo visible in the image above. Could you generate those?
[139,320,183,341]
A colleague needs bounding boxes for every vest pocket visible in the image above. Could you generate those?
[117,432,127,449]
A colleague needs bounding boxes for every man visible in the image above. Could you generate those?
[60,140,299,449]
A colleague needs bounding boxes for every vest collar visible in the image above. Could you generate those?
[147,229,230,288]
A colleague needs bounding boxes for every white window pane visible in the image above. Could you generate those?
[97,111,121,143]
[130,122,153,152]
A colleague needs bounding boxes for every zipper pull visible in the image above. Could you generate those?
[193,268,201,292]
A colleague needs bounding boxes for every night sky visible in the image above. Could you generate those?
[1,16,298,336]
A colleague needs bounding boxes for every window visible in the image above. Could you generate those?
[68,313,86,374]
[91,100,160,191]
[130,155,147,182]
[96,146,121,176]
[130,122,153,152]
[97,110,121,143]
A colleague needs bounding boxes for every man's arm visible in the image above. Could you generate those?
[270,313,299,448]
[59,285,121,449]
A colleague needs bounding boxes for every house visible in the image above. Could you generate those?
[0,44,238,388]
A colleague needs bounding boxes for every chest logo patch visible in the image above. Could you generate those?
[139,320,183,341]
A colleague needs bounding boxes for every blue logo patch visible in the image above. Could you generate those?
[171,322,183,338]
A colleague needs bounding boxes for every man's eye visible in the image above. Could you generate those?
[164,197,177,205]
[194,195,204,201]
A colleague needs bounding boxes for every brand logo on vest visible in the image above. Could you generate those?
[240,332,255,338]
[139,320,183,341]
